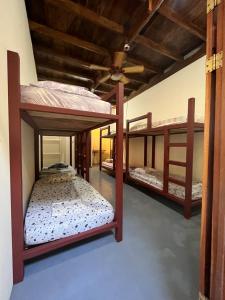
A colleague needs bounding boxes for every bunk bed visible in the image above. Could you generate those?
[8,51,124,283]
[99,126,126,174]
[125,98,204,219]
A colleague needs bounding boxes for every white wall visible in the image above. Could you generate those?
[0,0,37,298]
[125,57,205,180]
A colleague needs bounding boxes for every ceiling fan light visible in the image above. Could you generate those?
[111,73,123,81]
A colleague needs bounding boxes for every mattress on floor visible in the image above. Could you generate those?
[24,176,114,245]
[129,167,202,200]
[21,84,112,114]
[130,115,204,132]
[39,165,77,178]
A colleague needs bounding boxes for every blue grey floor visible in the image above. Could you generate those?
[11,167,201,300]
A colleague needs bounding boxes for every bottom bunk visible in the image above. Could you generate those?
[25,172,114,246]
[101,159,126,173]
[127,167,202,212]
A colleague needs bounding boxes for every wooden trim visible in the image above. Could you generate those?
[24,222,117,260]
[7,51,24,283]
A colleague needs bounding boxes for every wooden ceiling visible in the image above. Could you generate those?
[25,0,206,101]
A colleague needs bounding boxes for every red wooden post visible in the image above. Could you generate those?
[34,130,39,180]
[115,83,124,242]
[7,51,24,283]
[163,129,169,193]
[144,135,148,167]
[69,135,72,166]
[152,135,156,168]
[40,134,43,169]
[125,120,130,182]
[113,136,116,171]
[85,132,91,182]
[184,98,195,219]
[99,128,102,171]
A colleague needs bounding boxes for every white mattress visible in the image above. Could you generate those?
[39,165,76,178]
[24,176,114,245]
[129,167,202,200]
[21,85,112,114]
[102,161,126,170]
[130,115,204,132]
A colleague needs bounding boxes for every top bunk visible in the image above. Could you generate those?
[127,98,204,137]
[9,52,123,135]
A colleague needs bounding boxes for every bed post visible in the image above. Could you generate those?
[125,120,130,182]
[113,136,116,171]
[184,98,195,219]
[34,130,39,180]
[85,132,90,182]
[75,134,78,171]
[69,136,72,166]
[152,136,156,168]
[40,134,43,169]
[115,83,124,242]
[144,136,148,167]
[99,128,102,171]
[7,51,24,283]
[163,129,169,193]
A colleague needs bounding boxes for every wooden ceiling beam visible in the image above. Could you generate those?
[46,0,124,34]
[128,43,205,100]
[29,21,110,57]
[37,65,95,84]
[127,0,165,42]
[135,35,183,61]
[159,6,206,41]
[34,47,95,71]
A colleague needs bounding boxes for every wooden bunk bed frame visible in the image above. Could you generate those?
[8,51,124,283]
[125,98,204,219]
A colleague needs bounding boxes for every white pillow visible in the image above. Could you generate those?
[31,81,100,99]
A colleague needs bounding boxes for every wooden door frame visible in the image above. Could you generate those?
[199,1,225,299]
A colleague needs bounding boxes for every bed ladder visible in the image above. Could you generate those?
[76,132,91,182]
[163,98,195,219]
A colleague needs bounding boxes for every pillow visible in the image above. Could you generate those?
[31,81,100,99]
[48,163,68,169]
[105,158,113,163]
[134,168,146,174]
[41,173,75,184]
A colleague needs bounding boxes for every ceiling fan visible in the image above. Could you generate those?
[90,51,144,88]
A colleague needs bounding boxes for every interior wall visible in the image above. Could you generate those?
[125,57,205,181]
[0,0,37,298]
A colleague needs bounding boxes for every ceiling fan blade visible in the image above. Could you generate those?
[89,64,111,71]
[97,73,111,84]
[122,65,144,74]
[113,52,126,68]
[120,75,130,85]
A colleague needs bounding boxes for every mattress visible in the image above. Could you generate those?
[130,115,204,132]
[21,85,112,114]
[129,167,202,200]
[39,165,76,178]
[102,161,126,170]
[24,176,114,245]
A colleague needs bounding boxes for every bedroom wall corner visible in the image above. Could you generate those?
[0,0,37,298]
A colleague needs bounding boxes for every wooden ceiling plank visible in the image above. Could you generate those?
[29,21,110,57]
[127,0,166,42]
[159,6,206,41]
[136,35,183,61]
[128,43,205,100]
[46,0,124,34]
